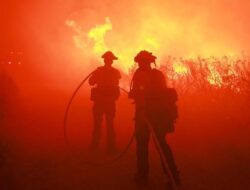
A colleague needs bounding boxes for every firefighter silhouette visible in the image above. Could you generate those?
[88,51,121,153]
[129,50,180,186]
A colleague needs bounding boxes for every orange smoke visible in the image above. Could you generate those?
[65,0,250,88]
[11,0,249,89]
[65,0,250,68]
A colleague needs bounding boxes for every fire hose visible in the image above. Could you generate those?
[144,118,178,190]
[63,71,178,189]
[63,71,135,166]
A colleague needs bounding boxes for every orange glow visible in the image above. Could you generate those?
[1,2,250,189]
[87,17,112,54]
[207,62,223,87]
[63,0,250,90]
[173,62,189,76]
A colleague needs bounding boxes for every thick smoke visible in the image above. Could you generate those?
[1,1,250,190]
[4,0,250,77]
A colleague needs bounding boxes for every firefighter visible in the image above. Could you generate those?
[129,50,180,187]
[88,51,121,154]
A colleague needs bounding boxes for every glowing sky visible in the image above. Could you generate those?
[1,0,250,82]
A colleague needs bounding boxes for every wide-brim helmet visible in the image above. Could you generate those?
[102,51,118,60]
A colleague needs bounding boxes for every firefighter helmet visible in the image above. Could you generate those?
[101,51,118,60]
[134,50,157,64]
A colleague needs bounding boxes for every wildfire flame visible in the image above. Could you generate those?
[66,17,249,92]
[65,17,163,72]
[87,17,112,54]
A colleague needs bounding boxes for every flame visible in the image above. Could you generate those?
[87,17,112,54]
[66,15,249,92]
[173,62,189,76]
[65,17,163,72]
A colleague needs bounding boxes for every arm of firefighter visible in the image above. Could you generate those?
[117,71,121,84]
[114,70,121,86]
[88,70,98,86]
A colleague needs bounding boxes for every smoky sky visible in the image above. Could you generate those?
[1,0,250,82]
[2,0,250,55]
[2,0,250,48]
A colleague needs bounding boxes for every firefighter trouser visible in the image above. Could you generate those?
[91,101,116,149]
[135,115,179,181]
